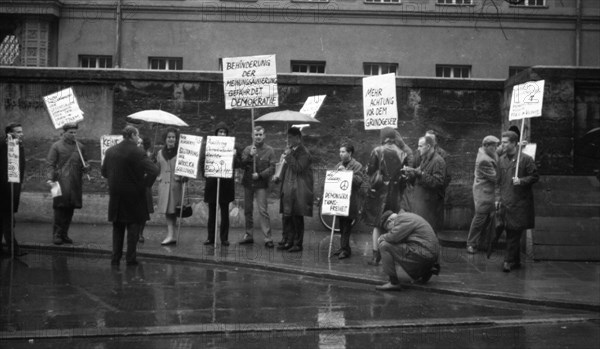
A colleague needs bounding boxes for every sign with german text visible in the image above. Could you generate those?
[100,135,123,165]
[7,137,19,183]
[300,95,326,118]
[321,170,353,217]
[522,143,537,161]
[362,73,397,130]
[223,54,278,109]
[43,87,85,129]
[204,136,235,178]
[175,134,203,178]
[509,80,545,120]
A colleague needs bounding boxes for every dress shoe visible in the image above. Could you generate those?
[138,235,145,243]
[62,236,73,244]
[221,241,230,246]
[265,241,274,248]
[332,249,343,256]
[277,240,286,247]
[161,239,176,246]
[466,245,476,254]
[203,240,215,246]
[367,250,381,266]
[502,261,523,272]
[238,235,254,245]
[126,260,139,266]
[277,243,292,250]
[53,236,63,245]
[287,245,302,252]
[375,282,403,291]
[338,251,350,259]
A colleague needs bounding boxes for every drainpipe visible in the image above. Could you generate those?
[575,0,582,66]
[114,0,122,68]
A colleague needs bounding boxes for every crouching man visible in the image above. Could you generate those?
[375,210,441,291]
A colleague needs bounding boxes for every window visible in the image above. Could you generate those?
[512,0,545,6]
[436,65,471,78]
[291,60,325,74]
[365,0,401,3]
[508,66,528,77]
[79,55,113,68]
[148,57,183,70]
[0,35,20,66]
[364,62,398,76]
[437,0,472,5]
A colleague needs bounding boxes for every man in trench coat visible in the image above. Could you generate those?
[102,125,159,266]
[275,127,314,253]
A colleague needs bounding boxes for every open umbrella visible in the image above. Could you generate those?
[127,110,189,127]
[255,110,320,124]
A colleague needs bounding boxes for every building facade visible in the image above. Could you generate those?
[1,0,599,78]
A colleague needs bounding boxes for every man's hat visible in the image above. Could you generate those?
[482,135,499,146]
[379,210,395,229]
[62,123,79,131]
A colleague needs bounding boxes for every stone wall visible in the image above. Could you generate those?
[1,67,505,230]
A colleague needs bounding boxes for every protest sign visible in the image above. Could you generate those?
[509,80,545,120]
[175,134,203,178]
[321,170,353,217]
[204,136,236,178]
[7,138,19,183]
[363,73,398,130]
[100,135,123,165]
[43,87,85,129]
[522,143,537,160]
[223,54,278,109]
[300,95,326,118]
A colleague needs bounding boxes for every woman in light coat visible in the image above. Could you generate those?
[156,128,185,245]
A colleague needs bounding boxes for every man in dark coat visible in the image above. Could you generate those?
[466,135,500,254]
[405,135,447,232]
[45,123,90,245]
[102,125,159,266]
[239,125,276,248]
[1,123,26,257]
[275,127,313,252]
[202,122,241,246]
[497,131,539,272]
[375,210,441,291]
[332,142,363,259]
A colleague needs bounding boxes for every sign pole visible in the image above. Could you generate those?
[75,141,90,181]
[10,182,15,259]
[252,108,256,173]
[215,178,220,249]
[514,118,526,179]
[328,215,336,259]
[176,182,186,243]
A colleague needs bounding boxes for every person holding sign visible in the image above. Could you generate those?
[375,210,440,291]
[239,126,276,248]
[102,126,159,266]
[496,131,539,272]
[332,143,363,260]
[274,128,314,253]
[45,123,90,245]
[202,122,240,246]
[1,123,26,257]
[156,128,186,246]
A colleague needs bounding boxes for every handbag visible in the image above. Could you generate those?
[176,204,193,218]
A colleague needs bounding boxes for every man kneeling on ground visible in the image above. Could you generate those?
[375,210,441,291]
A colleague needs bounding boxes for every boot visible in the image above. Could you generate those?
[53,234,63,245]
[367,250,381,266]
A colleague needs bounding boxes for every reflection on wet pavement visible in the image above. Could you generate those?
[1,252,599,348]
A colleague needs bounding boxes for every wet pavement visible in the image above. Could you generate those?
[1,252,599,348]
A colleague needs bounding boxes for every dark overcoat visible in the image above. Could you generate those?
[279,144,314,217]
[472,147,498,213]
[0,139,25,213]
[45,139,87,209]
[102,139,159,223]
[497,152,539,230]
[409,151,446,231]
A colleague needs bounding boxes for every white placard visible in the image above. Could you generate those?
[204,136,236,178]
[300,95,326,118]
[100,135,123,165]
[7,137,19,183]
[223,54,278,109]
[522,143,537,161]
[509,80,545,120]
[363,73,398,130]
[175,134,203,178]
[43,87,85,129]
[321,170,353,217]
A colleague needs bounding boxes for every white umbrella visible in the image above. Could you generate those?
[127,110,189,127]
